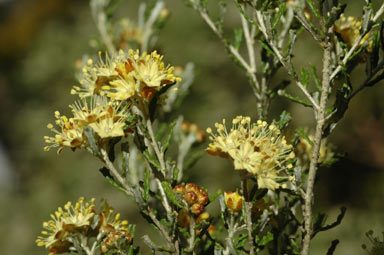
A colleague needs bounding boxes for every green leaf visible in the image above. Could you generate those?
[184,150,206,170]
[272,3,285,29]
[305,0,320,19]
[155,122,168,141]
[296,128,313,146]
[300,67,309,87]
[257,231,274,246]
[161,181,183,208]
[233,28,243,50]
[278,110,292,130]
[172,167,180,182]
[143,149,161,169]
[278,90,312,107]
[259,40,275,56]
[209,189,222,202]
[162,121,176,152]
[100,167,127,193]
[311,64,322,91]
[143,169,150,202]
[201,0,208,9]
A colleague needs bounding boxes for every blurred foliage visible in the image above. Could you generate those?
[0,0,383,254]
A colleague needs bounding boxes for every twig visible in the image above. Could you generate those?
[241,179,255,255]
[199,9,262,99]
[255,11,320,110]
[146,118,167,175]
[373,3,384,22]
[188,215,196,254]
[80,235,94,255]
[90,0,116,55]
[146,207,179,254]
[241,15,256,73]
[100,148,133,196]
[141,1,165,52]
[301,27,333,255]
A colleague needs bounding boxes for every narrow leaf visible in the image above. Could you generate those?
[143,169,150,202]
[272,3,286,29]
[305,0,321,18]
[209,189,222,202]
[259,40,275,56]
[300,67,309,87]
[234,28,243,50]
[161,181,183,208]
[278,90,312,107]
[143,149,161,169]
[311,64,322,90]
[296,128,313,146]
[162,121,176,152]
[279,110,292,130]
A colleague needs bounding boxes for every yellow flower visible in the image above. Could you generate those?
[224,191,244,213]
[72,53,124,98]
[207,116,295,190]
[334,14,373,52]
[36,198,96,251]
[128,49,181,88]
[44,111,85,153]
[72,49,182,101]
[98,201,129,234]
[86,99,128,139]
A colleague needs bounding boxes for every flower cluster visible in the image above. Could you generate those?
[334,14,373,52]
[44,96,128,152]
[45,49,181,153]
[206,116,295,190]
[174,183,209,215]
[36,197,130,254]
[72,49,182,101]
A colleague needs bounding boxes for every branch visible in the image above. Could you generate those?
[100,148,133,196]
[141,1,165,52]
[199,9,262,99]
[301,28,333,255]
[241,179,255,255]
[90,0,116,55]
[145,207,179,254]
[255,11,320,110]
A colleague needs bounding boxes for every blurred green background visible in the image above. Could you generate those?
[0,0,383,254]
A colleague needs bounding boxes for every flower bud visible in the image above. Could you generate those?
[184,191,198,205]
[177,209,190,228]
[224,191,244,213]
[191,203,204,215]
[173,184,186,195]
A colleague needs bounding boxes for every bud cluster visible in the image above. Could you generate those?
[174,183,209,215]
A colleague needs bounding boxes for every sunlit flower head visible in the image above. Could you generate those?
[72,49,181,101]
[82,98,128,139]
[206,116,295,190]
[44,111,85,153]
[36,197,96,252]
